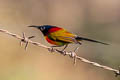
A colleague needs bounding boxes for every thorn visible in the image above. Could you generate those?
[20,32,25,46]
[114,66,120,77]
[69,51,77,65]
[25,41,29,50]
[20,32,35,51]
[73,56,77,66]
[22,32,26,39]
[72,47,79,66]
[28,36,35,39]
[20,41,23,46]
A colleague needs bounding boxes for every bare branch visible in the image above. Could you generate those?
[0,29,120,77]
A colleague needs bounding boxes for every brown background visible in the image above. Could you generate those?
[0,0,120,80]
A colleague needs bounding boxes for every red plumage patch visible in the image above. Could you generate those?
[45,36,57,45]
[48,27,62,33]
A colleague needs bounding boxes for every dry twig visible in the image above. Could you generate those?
[0,29,120,77]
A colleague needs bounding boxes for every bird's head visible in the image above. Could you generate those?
[28,25,56,35]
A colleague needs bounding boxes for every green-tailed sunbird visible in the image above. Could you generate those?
[28,25,109,51]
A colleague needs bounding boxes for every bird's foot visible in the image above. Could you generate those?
[55,49,66,56]
[48,47,55,53]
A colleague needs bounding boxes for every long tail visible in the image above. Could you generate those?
[75,36,109,45]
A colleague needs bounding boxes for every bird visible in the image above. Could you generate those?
[28,25,109,51]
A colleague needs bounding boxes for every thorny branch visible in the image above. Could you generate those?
[0,29,120,77]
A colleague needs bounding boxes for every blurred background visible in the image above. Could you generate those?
[0,0,120,80]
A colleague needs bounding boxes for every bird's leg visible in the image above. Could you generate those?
[61,44,68,52]
[77,41,82,45]
[71,37,82,45]
[48,45,62,52]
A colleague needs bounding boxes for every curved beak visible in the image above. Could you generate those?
[28,25,39,28]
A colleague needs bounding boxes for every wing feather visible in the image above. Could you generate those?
[49,29,76,43]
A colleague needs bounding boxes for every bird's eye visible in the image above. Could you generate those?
[40,27,45,31]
